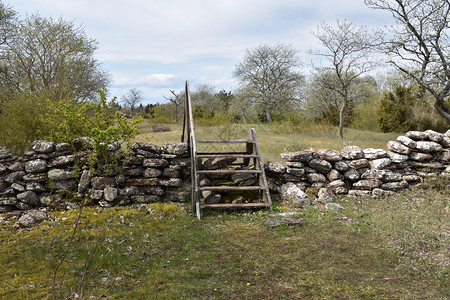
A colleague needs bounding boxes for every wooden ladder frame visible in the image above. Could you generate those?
[182,81,271,219]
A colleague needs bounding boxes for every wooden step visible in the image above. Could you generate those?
[197,151,251,155]
[197,139,255,144]
[197,169,262,175]
[200,203,270,209]
[199,186,265,192]
[197,154,259,159]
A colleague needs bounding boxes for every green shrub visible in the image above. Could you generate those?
[377,86,415,133]
[41,89,142,157]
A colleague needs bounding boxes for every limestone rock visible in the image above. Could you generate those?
[382,171,402,182]
[325,203,344,210]
[286,168,305,177]
[372,188,394,198]
[441,137,450,148]
[348,190,371,197]
[158,178,182,187]
[327,169,342,181]
[280,150,317,162]
[317,149,342,162]
[361,169,386,180]
[123,167,144,176]
[0,149,12,159]
[397,136,417,149]
[406,131,427,140]
[409,152,433,161]
[231,173,255,184]
[424,129,443,142]
[380,180,408,191]
[25,159,48,173]
[5,171,25,184]
[353,179,382,190]
[344,169,360,182]
[308,158,332,173]
[140,186,164,195]
[281,182,308,201]
[77,170,91,193]
[19,210,47,227]
[402,175,421,183]
[162,167,180,178]
[318,188,335,203]
[26,182,46,192]
[437,150,450,162]
[334,160,349,172]
[119,186,139,196]
[0,163,6,173]
[162,142,188,155]
[91,177,116,189]
[104,187,118,202]
[56,143,71,152]
[48,169,77,181]
[143,168,162,178]
[0,197,17,206]
[7,162,24,172]
[445,129,450,137]
[202,157,235,170]
[328,180,345,189]
[30,140,55,154]
[286,162,304,168]
[143,142,162,153]
[363,148,387,160]
[11,183,25,192]
[370,158,391,169]
[264,161,287,174]
[387,141,411,155]
[265,217,303,228]
[203,191,221,204]
[50,180,76,192]
[143,158,169,168]
[306,172,327,183]
[387,151,409,163]
[415,141,442,153]
[17,191,39,206]
[126,178,158,186]
[340,146,363,160]
[347,159,369,169]
[48,155,74,167]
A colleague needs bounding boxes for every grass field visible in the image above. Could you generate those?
[136,120,400,162]
[0,122,448,299]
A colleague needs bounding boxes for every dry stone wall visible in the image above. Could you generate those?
[1,129,450,214]
[264,129,450,202]
[0,139,190,213]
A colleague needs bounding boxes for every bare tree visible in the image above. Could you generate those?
[0,2,16,45]
[121,88,143,117]
[163,89,184,123]
[311,19,379,138]
[365,0,450,124]
[233,43,304,123]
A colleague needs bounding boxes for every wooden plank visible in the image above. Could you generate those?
[196,151,249,155]
[201,203,270,209]
[197,169,262,174]
[197,139,256,144]
[199,186,265,191]
[197,154,259,159]
[250,128,272,208]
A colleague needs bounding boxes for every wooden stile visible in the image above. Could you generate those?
[181,81,271,219]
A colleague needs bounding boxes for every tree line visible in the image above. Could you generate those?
[138,0,449,138]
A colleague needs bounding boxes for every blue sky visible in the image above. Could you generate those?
[8,0,394,105]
